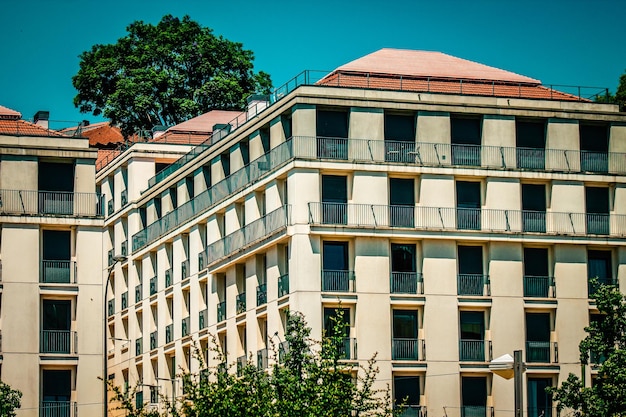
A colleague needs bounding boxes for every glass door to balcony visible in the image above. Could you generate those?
[587,250,613,296]
[322,242,350,292]
[393,376,420,414]
[391,244,418,294]
[385,113,416,163]
[527,377,552,417]
[522,184,546,233]
[457,246,485,296]
[393,310,418,360]
[39,161,74,215]
[461,376,487,417]
[451,117,482,167]
[456,181,481,230]
[585,187,610,235]
[42,230,71,283]
[324,307,351,358]
[516,120,546,170]
[526,313,551,363]
[42,369,71,417]
[523,248,550,297]
[322,175,347,225]
[459,311,485,361]
[317,109,348,160]
[42,300,71,354]
[390,178,415,227]
[580,124,609,173]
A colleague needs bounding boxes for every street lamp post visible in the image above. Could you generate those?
[104,255,127,417]
[490,350,526,417]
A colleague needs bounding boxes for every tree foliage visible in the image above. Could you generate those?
[72,15,272,137]
[548,283,626,416]
[594,72,626,111]
[110,310,403,417]
[0,381,22,417]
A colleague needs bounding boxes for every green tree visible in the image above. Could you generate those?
[548,282,626,416]
[594,72,626,111]
[72,15,272,137]
[0,381,22,417]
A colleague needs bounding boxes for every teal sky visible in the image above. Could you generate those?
[1,0,624,129]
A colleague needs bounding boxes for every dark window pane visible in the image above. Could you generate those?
[42,370,71,400]
[462,376,487,407]
[527,378,552,417]
[322,176,347,203]
[317,110,348,138]
[526,313,550,341]
[43,230,71,260]
[39,162,74,192]
[580,124,608,152]
[42,300,71,331]
[586,187,609,214]
[458,246,483,275]
[390,178,415,206]
[451,118,481,145]
[524,248,549,276]
[393,310,417,338]
[457,182,481,208]
[323,242,348,271]
[385,114,415,142]
[516,120,546,149]
[394,376,420,405]
[587,250,611,280]
[391,244,416,272]
[522,184,546,211]
[323,308,350,337]
[460,311,484,340]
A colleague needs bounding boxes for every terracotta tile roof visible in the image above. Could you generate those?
[164,110,242,134]
[152,131,210,145]
[317,49,587,102]
[96,149,122,171]
[60,121,125,147]
[0,119,68,137]
[0,105,22,120]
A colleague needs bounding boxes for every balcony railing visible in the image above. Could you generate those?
[40,330,77,354]
[149,276,157,295]
[322,270,356,292]
[121,189,128,206]
[199,309,208,330]
[459,339,491,362]
[236,293,246,315]
[181,259,190,279]
[40,260,75,284]
[278,341,289,363]
[217,301,226,322]
[206,205,292,267]
[308,203,626,238]
[121,291,128,310]
[390,272,423,294]
[40,401,77,417]
[165,324,174,344]
[108,199,114,215]
[526,341,558,363]
[461,406,494,417]
[107,249,114,267]
[278,274,289,297]
[588,277,617,297]
[121,240,127,257]
[150,331,157,350]
[182,316,190,337]
[198,251,206,271]
[324,337,357,360]
[108,299,115,316]
[135,284,142,303]
[136,338,142,356]
[237,355,247,376]
[392,338,426,361]
[257,348,269,369]
[457,274,490,296]
[165,268,173,288]
[396,405,427,417]
[0,189,104,218]
[256,283,267,306]
[524,276,556,298]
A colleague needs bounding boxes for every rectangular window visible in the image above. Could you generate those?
[392,310,418,360]
[587,250,613,296]
[317,109,348,159]
[459,311,485,361]
[321,175,347,224]
[322,242,351,292]
[385,113,415,163]
[516,119,546,169]
[526,313,551,363]
[523,248,551,297]
[38,161,75,214]
[42,369,71,406]
[457,246,485,296]
[323,307,351,359]
[527,377,553,417]
[393,376,420,407]
[580,124,609,173]
[462,376,488,416]
[586,187,610,235]
[390,244,418,294]
[42,230,71,283]
[522,184,547,232]
[42,300,72,354]
[456,181,481,230]
[451,117,482,167]
[389,178,415,227]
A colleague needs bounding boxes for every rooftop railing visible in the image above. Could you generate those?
[0,190,104,217]
[308,203,626,238]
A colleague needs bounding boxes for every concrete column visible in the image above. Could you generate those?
[75,158,96,193]
[546,118,580,171]
[291,104,316,137]
[482,115,515,168]
[417,111,451,166]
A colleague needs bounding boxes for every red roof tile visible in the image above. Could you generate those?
[166,110,242,134]
[0,105,22,120]
[0,119,68,137]
[60,122,125,147]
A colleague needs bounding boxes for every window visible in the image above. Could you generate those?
[456,181,481,230]
[317,109,348,159]
[516,119,546,169]
[42,370,72,415]
[526,313,551,363]
[323,307,353,359]
[587,250,613,296]
[451,117,482,166]
[580,124,609,173]
[389,178,415,227]
[457,246,486,296]
[523,248,551,297]
[459,311,485,361]
[39,161,75,214]
[41,300,72,354]
[461,376,488,417]
[390,244,418,294]
[385,113,415,163]
[586,187,610,235]
[322,242,351,292]
[392,310,419,360]
[321,175,347,224]
[393,376,420,410]
[42,230,71,283]
[527,377,553,417]
[521,184,546,233]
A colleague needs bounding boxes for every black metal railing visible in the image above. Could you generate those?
[256,283,267,306]
[165,324,174,344]
[392,338,425,361]
[135,284,142,303]
[322,270,356,292]
[396,405,427,417]
[217,301,226,322]
[121,291,128,310]
[324,337,357,360]
[257,348,269,369]
[459,339,491,362]
[390,272,423,294]
[461,406,494,417]
[40,330,77,354]
[136,338,142,356]
[588,277,617,298]
[182,316,190,337]
[40,260,75,283]
[150,331,157,350]
[0,189,103,217]
[40,401,77,417]
[199,309,208,330]
[165,268,173,288]
[236,293,246,315]
[150,276,157,295]
[457,274,490,296]
[278,274,289,297]
[526,341,558,363]
[524,276,556,298]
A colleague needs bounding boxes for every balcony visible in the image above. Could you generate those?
[181,260,190,279]
[278,341,289,363]
[135,284,142,303]
[121,189,128,206]
[256,283,267,306]
[205,205,291,267]
[40,330,77,354]
[278,274,289,297]
[588,277,617,298]
[121,241,127,257]
[149,276,157,296]
[459,339,491,362]
[199,309,208,330]
[182,316,190,337]
[237,355,247,376]
[322,270,355,292]
[526,341,558,363]
[150,331,157,350]
[307,203,626,238]
[165,268,173,288]
[165,324,174,344]
[198,251,206,271]
[392,338,426,361]
[0,189,103,218]
[217,301,226,322]
[524,276,556,298]
[121,291,128,310]
[396,405,427,417]
[236,293,246,315]
[390,272,423,294]
[107,299,115,316]
[40,260,75,284]
[257,348,268,369]
[40,401,77,417]
[108,199,114,215]
[457,274,490,296]
[107,249,114,267]
[324,337,357,360]
[135,338,142,356]
[461,406,494,417]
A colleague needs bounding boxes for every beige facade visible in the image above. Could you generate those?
[100,69,626,417]
[0,122,104,417]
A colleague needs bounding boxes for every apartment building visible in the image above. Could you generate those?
[0,107,104,417]
[100,49,626,417]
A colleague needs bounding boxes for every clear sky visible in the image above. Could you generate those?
[1,0,624,129]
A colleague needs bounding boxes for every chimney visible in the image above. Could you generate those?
[246,94,270,118]
[33,111,50,129]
